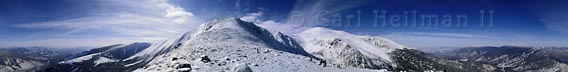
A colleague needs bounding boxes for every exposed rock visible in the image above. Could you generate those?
[200,55,211,63]
[176,63,191,69]
[172,57,179,61]
[262,49,270,53]
[223,57,230,61]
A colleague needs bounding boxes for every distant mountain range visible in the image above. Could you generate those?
[1,18,567,72]
[44,42,151,72]
[433,46,568,72]
[0,47,84,72]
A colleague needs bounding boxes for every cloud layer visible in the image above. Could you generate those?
[7,0,201,47]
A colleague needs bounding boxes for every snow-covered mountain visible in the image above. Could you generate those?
[44,42,151,72]
[40,18,482,72]
[134,18,380,72]
[129,18,481,72]
[292,27,481,71]
[292,27,404,69]
[435,46,568,72]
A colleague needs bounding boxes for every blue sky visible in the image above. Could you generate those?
[0,0,567,48]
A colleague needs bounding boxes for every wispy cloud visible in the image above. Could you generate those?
[285,0,370,27]
[540,15,568,35]
[240,11,311,34]
[240,0,373,34]
[239,11,263,23]
[8,0,201,47]
[530,0,568,35]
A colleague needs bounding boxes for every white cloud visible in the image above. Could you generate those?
[10,0,201,47]
[530,1,568,35]
[256,20,309,33]
[540,16,568,34]
[239,11,311,34]
[285,0,370,27]
[239,11,263,22]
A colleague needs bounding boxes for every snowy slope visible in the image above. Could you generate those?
[122,32,193,67]
[134,18,382,72]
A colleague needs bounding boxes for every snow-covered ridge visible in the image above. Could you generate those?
[124,31,192,63]
[63,44,123,60]
[45,42,152,72]
[298,27,406,50]
[59,42,151,64]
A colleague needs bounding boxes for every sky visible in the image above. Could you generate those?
[0,0,567,48]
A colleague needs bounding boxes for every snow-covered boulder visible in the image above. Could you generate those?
[232,64,252,72]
